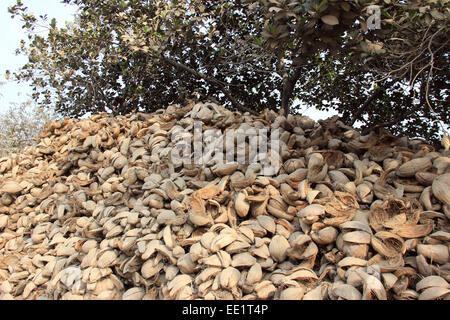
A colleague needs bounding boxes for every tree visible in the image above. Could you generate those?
[297,52,449,143]
[9,0,277,116]
[7,0,449,142]
[0,100,59,157]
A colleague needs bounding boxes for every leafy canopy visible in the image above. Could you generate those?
[6,0,449,143]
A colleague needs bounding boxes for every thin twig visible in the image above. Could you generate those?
[424,30,448,135]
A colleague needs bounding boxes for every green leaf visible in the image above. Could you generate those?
[318,0,328,11]
[254,36,264,46]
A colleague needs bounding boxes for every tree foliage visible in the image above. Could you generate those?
[297,52,449,143]
[0,100,59,157]
[6,0,449,142]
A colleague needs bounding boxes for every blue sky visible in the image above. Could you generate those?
[0,0,77,112]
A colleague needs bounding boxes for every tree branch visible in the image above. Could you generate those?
[350,81,391,126]
[361,107,416,136]
[160,55,258,115]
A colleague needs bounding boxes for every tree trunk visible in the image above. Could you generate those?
[281,67,303,116]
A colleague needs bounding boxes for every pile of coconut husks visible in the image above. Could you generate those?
[0,101,449,300]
